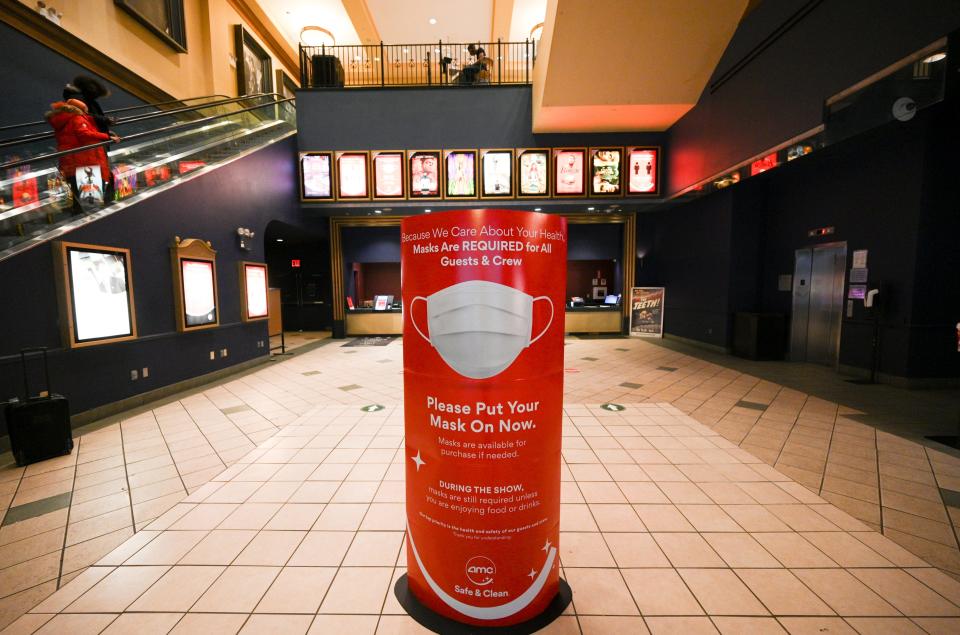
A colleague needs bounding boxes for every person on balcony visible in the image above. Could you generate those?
[62,76,114,134]
[45,99,120,213]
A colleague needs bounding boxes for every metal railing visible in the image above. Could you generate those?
[299,40,536,88]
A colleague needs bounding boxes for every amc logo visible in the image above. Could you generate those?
[465,556,496,586]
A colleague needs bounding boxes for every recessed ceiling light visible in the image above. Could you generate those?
[534,208,542,211]
[922,52,946,63]
[424,209,431,213]
[587,207,595,211]
[276,238,284,242]
[374,210,382,214]
[428,18,437,25]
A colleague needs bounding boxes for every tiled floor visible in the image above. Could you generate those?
[0,335,958,633]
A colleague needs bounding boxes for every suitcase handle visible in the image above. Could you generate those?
[19,347,51,399]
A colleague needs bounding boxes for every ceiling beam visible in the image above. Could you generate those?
[342,0,381,45]
[490,0,516,42]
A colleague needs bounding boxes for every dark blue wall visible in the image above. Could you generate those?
[667,0,960,194]
[297,85,665,154]
[0,21,145,131]
[0,136,301,425]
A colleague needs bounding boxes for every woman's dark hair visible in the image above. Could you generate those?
[72,75,110,99]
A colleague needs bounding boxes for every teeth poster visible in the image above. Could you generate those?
[401,209,566,626]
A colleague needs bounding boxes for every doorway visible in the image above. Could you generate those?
[790,242,846,365]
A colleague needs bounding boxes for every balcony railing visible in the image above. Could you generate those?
[299,40,536,88]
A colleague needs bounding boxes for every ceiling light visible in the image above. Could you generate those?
[922,52,946,64]
[300,26,335,47]
[587,207,595,211]
[424,209,431,213]
[428,18,437,25]
[529,22,544,41]
[534,208,542,211]
[276,238,284,242]
[374,210,382,214]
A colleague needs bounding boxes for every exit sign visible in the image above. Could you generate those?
[291,259,301,268]
[808,226,835,238]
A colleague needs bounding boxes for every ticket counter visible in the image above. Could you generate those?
[345,308,403,335]
[565,305,622,333]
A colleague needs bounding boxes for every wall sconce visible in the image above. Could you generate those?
[236,227,255,251]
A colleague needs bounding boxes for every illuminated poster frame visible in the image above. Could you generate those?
[625,146,660,196]
[171,237,220,332]
[589,147,624,197]
[479,148,514,199]
[407,150,442,200]
[299,151,334,201]
[335,151,370,200]
[53,241,138,349]
[516,148,550,198]
[443,149,478,200]
[552,147,587,197]
[371,150,406,200]
[239,261,270,322]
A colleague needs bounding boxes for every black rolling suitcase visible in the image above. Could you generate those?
[4,347,73,467]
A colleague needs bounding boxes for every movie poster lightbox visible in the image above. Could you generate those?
[443,149,478,199]
[240,261,269,321]
[336,151,370,200]
[171,237,219,332]
[372,150,406,200]
[553,148,586,197]
[408,150,442,199]
[300,151,334,201]
[54,241,138,348]
[516,148,549,198]
[480,149,514,198]
[625,147,659,196]
[590,147,623,197]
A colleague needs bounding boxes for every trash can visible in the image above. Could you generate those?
[310,55,344,88]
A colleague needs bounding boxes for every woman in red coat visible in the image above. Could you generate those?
[45,98,119,213]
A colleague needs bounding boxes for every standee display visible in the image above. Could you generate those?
[401,209,567,627]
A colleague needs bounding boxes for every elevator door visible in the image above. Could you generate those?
[790,243,846,365]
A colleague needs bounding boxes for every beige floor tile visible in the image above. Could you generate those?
[644,616,719,634]
[676,505,741,532]
[905,567,960,605]
[558,532,615,567]
[343,531,404,566]
[29,566,114,613]
[314,503,369,531]
[604,532,671,567]
[101,612,184,634]
[849,569,960,616]
[254,567,336,613]
[288,531,355,566]
[679,568,768,615]
[179,530,257,565]
[577,481,628,504]
[735,569,835,616]
[844,617,926,634]
[776,617,857,634]
[238,614,312,635]
[66,565,169,612]
[619,483,670,504]
[798,532,892,567]
[169,613,247,634]
[702,533,781,568]
[170,504,239,530]
[0,613,55,635]
[911,617,960,634]
[712,617,787,634]
[263,503,325,530]
[849,532,929,567]
[218,503,282,530]
[128,565,225,612]
[559,504,599,531]
[578,616,650,634]
[562,568,639,615]
[792,569,899,616]
[750,533,837,568]
[652,533,725,567]
[190,566,280,613]
[307,615,379,634]
[589,504,646,532]
[722,505,792,532]
[125,531,207,565]
[33,613,118,635]
[318,566,393,614]
[633,505,695,531]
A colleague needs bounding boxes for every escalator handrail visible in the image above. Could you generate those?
[0,94,232,134]
[0,97,295,172]
[0,93,288,150]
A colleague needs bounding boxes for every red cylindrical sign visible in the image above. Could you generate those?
[401,209,567,626]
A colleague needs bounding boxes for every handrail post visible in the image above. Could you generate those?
[427,49,432,86]
[525,40,530,84]
[380,42,385,87]
[497,38,502,84]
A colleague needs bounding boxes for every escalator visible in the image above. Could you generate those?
[0,92,296,259]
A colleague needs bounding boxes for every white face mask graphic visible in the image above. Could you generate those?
[411,280,553,379]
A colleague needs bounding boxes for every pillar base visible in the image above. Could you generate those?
[393,574,573,634]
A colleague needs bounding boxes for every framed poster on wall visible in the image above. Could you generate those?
[54,241,138,348]
[407,150,442,199]
[444,149,478,199]
[300,151,333,201]
[372,150,406,200]
[336,151,370,200]
[625,147,659,196]
[171,238,219,332]
[234,25,273,96]
[629,287,665,337]
[275,69,298,100]
[239,261,269,321]
[553,148,586,197]
[590,147,623,197]
[516,148,549,198]
[480,149,514,198]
